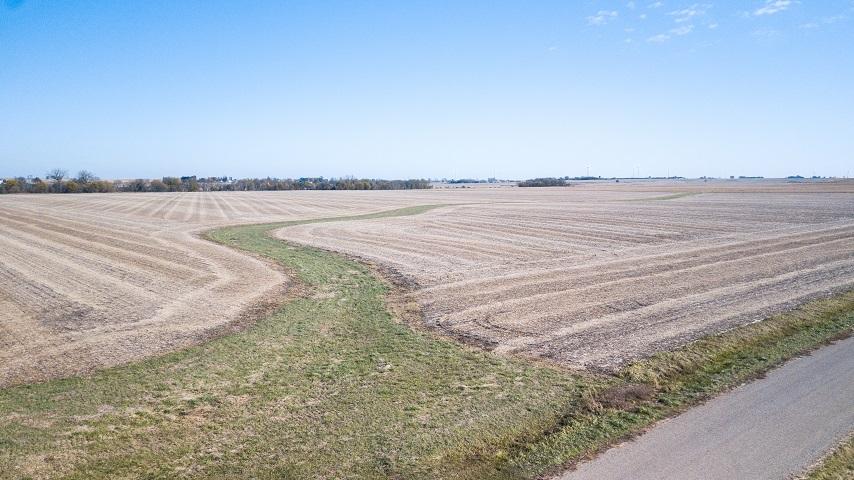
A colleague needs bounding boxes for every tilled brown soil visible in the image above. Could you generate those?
[2,180,852,384]
[279,183,854,370]
[0,190,450,386]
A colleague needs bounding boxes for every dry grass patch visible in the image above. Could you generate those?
[801,434,854,480]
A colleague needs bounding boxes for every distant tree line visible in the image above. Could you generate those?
[0,169,116,194]
[446,178,484,184]
[0,170,432,194]
[221,177,431,191]
[443,178,501,184]
[517,177,570,187]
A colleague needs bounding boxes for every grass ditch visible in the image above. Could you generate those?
[629,191,699,201]
[801,434,853,480]
[0,205,851,479]
[505,291,854,477]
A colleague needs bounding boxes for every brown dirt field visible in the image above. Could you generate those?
[0,191,448,386]
[278,181,854,370]
[2,180,852,384]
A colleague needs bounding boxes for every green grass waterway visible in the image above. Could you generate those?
[1,205,851,479]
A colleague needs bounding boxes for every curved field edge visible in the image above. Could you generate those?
[0,205,849,479]
[0,205,595,479]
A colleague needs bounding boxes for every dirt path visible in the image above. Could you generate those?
[561,336,854,480]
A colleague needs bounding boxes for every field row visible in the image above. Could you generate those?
[1,182,852,384]
[0,191,440,385]
[279,191,854,369]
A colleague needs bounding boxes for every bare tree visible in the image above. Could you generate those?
[46,168,68,193]
[46,168,67,182]
[76,170,98,183]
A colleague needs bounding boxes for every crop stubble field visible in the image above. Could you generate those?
[1,181,852,386]
[0,191,436,386]
[280,182,854,370]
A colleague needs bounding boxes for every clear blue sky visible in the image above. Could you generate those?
[1,1,852,180]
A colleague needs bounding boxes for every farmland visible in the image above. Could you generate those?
[0,180,853,478]
[0,191,435,386]
[281,184,854,370]
[1,182,853,385]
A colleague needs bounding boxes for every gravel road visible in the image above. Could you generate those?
[562,335,854,480]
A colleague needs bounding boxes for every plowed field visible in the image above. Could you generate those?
[0,191,441,385]
[2,181,852,384]
[279,184,854,370]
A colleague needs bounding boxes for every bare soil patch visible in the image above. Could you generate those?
[2,180,852,384]
[279,182,854,370]
[0,191,449,385]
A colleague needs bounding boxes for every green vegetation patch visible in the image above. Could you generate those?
[0,206,593,479]
[1,205,851,479]
[505,291,854,477]
[802,434,853,480]
[629,191,699,201]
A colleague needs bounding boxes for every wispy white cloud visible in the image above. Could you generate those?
[647,23,695,42]
[670,24,694,35]
[751,27,779,37]
[639,13,648,19]
[799,14,846,29]
[587,10,619,26]
[627,1,637,10]
[669,4,711,23]
[754,0,793,16]
[649,1,664,8]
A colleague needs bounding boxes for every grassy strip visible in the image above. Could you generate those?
[0,205,851,479]
[802,435,853,480]
[0,206,595,479]
[630,192,698,201]
[504,291,854,477]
